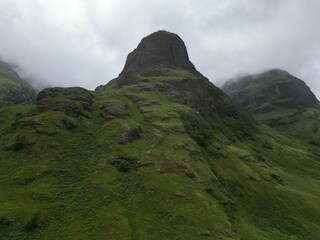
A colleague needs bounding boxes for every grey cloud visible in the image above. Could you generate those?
[0,0,319,98]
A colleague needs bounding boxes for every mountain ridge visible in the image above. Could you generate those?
[0,32,320,239]
[222,69,320,145]
[223,69,319,110]
[104,31,258,143]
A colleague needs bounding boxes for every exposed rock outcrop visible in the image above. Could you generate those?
[36,87,93,117]
[106,30,258,140]
[119,30,200,77]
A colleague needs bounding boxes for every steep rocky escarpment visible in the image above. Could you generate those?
[120,30,199,77]
[110,30,257,140]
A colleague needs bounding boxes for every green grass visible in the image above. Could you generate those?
[0,69,320,239]
[223,70,320,147]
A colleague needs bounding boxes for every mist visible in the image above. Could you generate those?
[0,0,319,98]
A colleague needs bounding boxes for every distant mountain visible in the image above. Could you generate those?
[0,60,37,106]
[222,69,319,109]
[101,30,257,141]
[223,69,320,145]
[1,32,320,240]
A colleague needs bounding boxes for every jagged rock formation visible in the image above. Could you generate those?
[109,30,257,140]
[120,30,199,77]
[0,60,37,106]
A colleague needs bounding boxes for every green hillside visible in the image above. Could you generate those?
[1,31,320,239]
[0,60,37,106]
[222,69,320,146]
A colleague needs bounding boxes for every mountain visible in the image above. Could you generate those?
[0,60,37,106]
[1,31,320,240]
[222,69,320,145]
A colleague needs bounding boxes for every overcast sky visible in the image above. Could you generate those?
[0,0,319,98]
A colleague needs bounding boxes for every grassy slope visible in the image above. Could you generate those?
[0,70,320,239]
[223,71,320,146]
[254,104,320,147]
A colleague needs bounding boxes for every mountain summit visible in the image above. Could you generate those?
[104,30,256,137]
[120,30,198,76]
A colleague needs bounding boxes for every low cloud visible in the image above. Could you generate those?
[0,0,319,98]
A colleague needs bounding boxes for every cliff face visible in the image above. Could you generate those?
[0,60,37,106]
[120,30,198,76]
[112,30,257,139]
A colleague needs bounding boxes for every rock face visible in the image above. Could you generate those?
[222,69,319,110]
[37,87,93,117]
[120,30,198,76]
[116,31,246,114]
[110,30,257,139]
[0,60,37,106]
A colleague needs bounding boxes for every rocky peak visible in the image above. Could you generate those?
[222,69,319,109]
[120,30,198,76]
[103,31,257,140]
